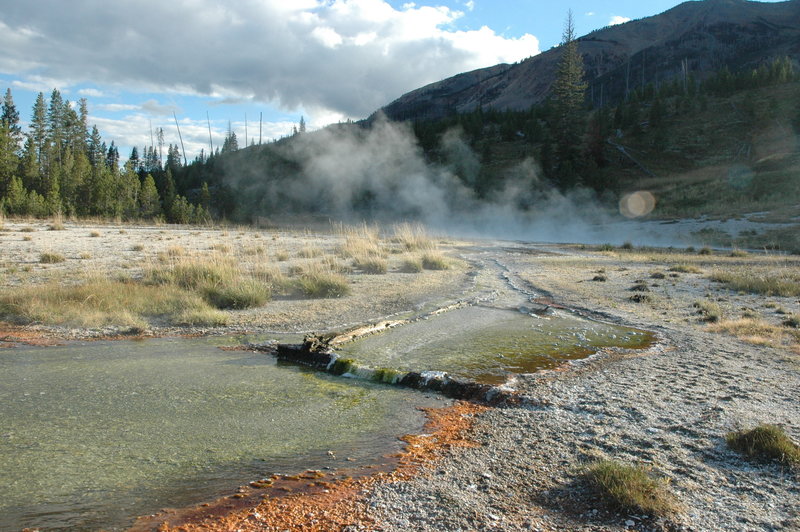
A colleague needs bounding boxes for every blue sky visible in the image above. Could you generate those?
[0,0,785,161]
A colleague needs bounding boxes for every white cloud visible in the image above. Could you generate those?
[140,99,179,116]
[311,26,344,48]
[609,15,631,26]
[78,88,105,98]
[585,12,595,17]
[95,103,139,112]
[0,0,540,117]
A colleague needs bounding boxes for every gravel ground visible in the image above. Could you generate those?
[367,243,800,531]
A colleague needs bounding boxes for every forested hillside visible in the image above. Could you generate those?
[1,59,798,226]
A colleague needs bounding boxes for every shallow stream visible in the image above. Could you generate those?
[0,337,442,531]
[337,306,653,384]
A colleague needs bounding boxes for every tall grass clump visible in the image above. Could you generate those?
[293,263,350,298]
[353,255,388,274]
[400,257,424,273]
[145,255,271,310]
[48,212,65,231]
[335,222,381,255]
[421,252,449,270]
[392,222,435,252]
[585,461,681,516]
[727,424,800,466]
[709,269,800,297]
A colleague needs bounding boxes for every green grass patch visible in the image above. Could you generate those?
[585,461,681,516]
[727,425,800,466]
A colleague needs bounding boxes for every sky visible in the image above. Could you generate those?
[0,0,786,162]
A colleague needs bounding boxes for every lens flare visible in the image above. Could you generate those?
[619,191,656,218]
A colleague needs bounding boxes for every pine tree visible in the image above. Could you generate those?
[551,10,587,189]
[139,173,161,219]
[29,93,48,184]
[0,89,21,196]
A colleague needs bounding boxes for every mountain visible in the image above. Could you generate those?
[379,0,800,121]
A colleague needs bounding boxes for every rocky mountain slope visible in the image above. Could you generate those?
[379,0,800,121]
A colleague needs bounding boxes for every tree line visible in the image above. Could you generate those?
[0,88,210,223]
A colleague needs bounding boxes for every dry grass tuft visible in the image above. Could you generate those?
[353,256,388,274]
[0,277,220,328]
[585,461,681,516]
[727,424,800,466]
[669,263,703,274]
[48,218,65,231]
[709,268,800,297]
[297,245,324,259]
[421,252,449,270]
[293,264,350,298]
[89,230,101,237]
[707,317,800,348]
[693,300,724,323]
[400,257,424,273]
[39,252,66,264]
[145,255,271,310]
[392,222,436,252]
[337,223,384,259]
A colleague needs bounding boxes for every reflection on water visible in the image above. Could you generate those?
[337,306,653,384]
[0,337,441,531]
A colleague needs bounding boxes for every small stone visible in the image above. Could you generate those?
[625,519,636,527]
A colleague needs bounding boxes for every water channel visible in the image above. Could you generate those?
[0,305,653,530]
[337,305,653,384]
[0,337,443,531]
